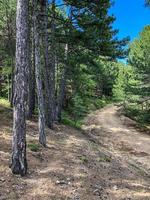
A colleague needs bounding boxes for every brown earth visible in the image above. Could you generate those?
[0,104,150,200]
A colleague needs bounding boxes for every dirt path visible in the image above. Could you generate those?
[83,105,150,173]
[0,105,150,200]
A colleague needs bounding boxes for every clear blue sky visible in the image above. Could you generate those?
[110,0,150,41]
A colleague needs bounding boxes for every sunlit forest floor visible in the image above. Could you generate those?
[0,103,150,200]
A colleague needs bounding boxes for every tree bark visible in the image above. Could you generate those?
[26,11,36,119]
[33,0,46,146]
[26,53,36,119]
[10,64,14,107]
[50,0,56,122]
[41,0,54,128]
[11,0,28,176]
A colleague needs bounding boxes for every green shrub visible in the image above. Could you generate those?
[79,155,88,163]
[62,111,83,129]
[28,143,40,152]
[97,156,111,162]
[94,97,112,109]
[62,96,112,129]
[71,94,88,121]
[124,104,150,125]
[0,98,10,108]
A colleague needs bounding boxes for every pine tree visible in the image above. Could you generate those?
[33,0,46,146]
[145,0,150,7]
[11,0,29,176]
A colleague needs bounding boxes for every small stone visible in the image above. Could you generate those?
[0,178,5,182]
[95,184,103,190]
[56,180,67,185]
[113,185,118,190]
[74,194,80,200]
[93,189,101,196]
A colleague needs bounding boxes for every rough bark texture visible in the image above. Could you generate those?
[11,0,28,176]
[41,0,54,129]
[26,20,36,119]
[34,0,46,146]
[49,0,56,122]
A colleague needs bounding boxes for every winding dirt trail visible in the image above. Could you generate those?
[83,105,150,199]
[84,105,150,172]
[0,104,150,200]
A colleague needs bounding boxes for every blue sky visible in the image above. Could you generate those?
[110,0,150,41]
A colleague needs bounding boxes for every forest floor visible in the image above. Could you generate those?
[0,104,150,200]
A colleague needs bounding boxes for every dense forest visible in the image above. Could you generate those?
[0,1,150,197]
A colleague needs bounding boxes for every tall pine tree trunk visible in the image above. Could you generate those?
[33,0,46,146]
[11,0,28,176]
[50,0,56,122]
[41,0,53,128]
[42,0,56,128]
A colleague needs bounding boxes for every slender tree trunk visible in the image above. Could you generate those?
[11,0,28,176]
[57,44,68,121]
[41,0,53,128]
[41,0,56,128]
[0,68,2,97]
[57,8,73,121]
[26,11,35,119]
[5,2,15,107]
[33,0,46,146]
[57,67,67,122]
[50,0,56,122]
[26,54,36,119]
[7,74,10,101]
[10,64,14,107]
[55,56,59,118]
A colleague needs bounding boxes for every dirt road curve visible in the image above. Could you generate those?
[83,105,150,199]
[84,105,150,171]
[0,104,150,200]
